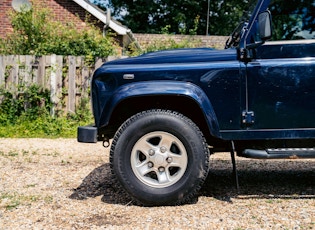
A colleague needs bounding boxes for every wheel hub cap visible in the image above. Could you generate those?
[131,131,188,188]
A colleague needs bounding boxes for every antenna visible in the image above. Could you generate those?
[106,8,111,26]
[12,0,32,12]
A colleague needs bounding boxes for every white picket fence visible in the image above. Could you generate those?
[0,55,121,116]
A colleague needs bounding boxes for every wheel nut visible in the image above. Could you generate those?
[149,149,155,156]
[160,146,166,153]
[166,157,173,163]
[158,167,165,172]
[148,162,153,168]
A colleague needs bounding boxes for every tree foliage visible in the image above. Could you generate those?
[93,0,315,39]
[97,0,251,36]
[269,0,315,40]
[0,1,116,58]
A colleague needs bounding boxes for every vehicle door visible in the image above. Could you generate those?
[245,0,315,133]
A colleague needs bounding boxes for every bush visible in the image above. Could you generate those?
[128,20,203,56]
[0,84,92,138]
[0,0,116,59]
[0,84,50,124]
[128,36,203,56]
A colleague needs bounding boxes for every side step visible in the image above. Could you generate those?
[242,148,315,159]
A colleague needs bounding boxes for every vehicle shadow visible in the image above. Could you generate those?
[69,163,134,205]
[69,159,315,205]
[202,158,315,202]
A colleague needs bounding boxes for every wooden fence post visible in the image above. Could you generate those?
[9,55,19,87]
[24,55,33,84]
[37,56,46,87]
[68,56,76,113]
[50,54,57,117]
[55,56,63,114]
[0,56,4,85]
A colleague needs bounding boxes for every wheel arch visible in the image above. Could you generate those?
[98,81,221,141]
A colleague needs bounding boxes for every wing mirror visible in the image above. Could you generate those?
[246,10,272,50]
[258,11,272,41]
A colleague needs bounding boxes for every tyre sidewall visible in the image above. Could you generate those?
[111,111,208,205]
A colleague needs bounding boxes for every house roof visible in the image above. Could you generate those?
[71,0,130,35]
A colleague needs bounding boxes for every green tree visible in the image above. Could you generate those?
[96,0,252,35]
[269,0,315,40]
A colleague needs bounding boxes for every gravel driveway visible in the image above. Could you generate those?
[0,138,314,229]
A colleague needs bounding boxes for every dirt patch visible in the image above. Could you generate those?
[0,138,314,229]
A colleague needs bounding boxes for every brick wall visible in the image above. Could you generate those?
[133,34,229,50]
[0,0,103,38]
[0,0,14,36]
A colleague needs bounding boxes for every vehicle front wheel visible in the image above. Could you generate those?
[110,110,210,206]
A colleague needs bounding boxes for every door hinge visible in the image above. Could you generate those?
[242,111,255,125]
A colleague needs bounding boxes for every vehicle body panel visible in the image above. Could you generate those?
[80,0,315,148]
[220,40,315,140]
[92,48,240,135]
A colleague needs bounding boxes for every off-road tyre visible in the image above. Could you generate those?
[110,109,210,206]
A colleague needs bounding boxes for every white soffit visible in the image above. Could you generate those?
[71,0,130,35]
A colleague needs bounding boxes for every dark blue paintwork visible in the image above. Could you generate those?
[103,48,236,65]
[87,0,315,145]
[97,81,221,138]
[92,48,239,139]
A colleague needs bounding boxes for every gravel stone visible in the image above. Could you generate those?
[0,138,314,229]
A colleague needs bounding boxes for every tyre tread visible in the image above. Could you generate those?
[110,109,210,206]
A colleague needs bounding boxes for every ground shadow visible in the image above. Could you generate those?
[201,159,315,202]
[69,163,134,205]
[69,159,315,205]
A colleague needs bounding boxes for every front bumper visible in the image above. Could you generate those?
[77,125,98,143]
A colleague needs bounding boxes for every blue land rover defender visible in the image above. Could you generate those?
[78,0,315,206]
